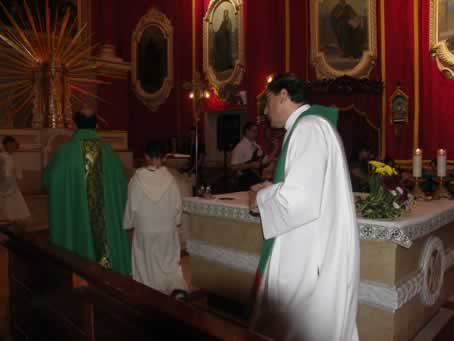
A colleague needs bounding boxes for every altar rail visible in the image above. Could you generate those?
[0,225,269,341]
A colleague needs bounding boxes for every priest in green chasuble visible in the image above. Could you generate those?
[43,112,131,275]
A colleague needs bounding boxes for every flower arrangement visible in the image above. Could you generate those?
[355,161,414,219]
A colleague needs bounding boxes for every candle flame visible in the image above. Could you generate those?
[438,149,446,156]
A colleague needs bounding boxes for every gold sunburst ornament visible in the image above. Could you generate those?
[0,0,106,128]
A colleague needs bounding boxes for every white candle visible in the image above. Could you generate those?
[413,148,422,178]
[437,149,447,177]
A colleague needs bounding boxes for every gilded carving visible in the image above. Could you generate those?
[430,0,454,79]
[131,8,174,111]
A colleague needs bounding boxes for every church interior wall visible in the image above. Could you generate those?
[91,0,454,161]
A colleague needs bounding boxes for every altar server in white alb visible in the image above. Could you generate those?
[0,136,30,222]
[251,73,359,341]
[123,140,188,295]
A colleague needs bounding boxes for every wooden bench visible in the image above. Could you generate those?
[0,225,270,341]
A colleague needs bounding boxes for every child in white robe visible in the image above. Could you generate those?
[123,141,188,295]
[0,136,30,223]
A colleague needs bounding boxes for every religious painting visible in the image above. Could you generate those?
[203,0,245,90]
[131,8,173,112]
[310,0,377,79]
[430,0,454,78]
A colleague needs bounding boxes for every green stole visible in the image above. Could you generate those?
[252,105,339,302]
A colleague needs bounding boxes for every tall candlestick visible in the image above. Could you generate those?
[437,149,447,177]
[413,148,422,178]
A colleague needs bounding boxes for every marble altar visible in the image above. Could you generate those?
[184,192,454,341]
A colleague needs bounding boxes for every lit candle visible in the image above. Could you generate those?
[437,149,447,177]
[413,148,422,178]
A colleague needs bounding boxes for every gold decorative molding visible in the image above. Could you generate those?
[380,0,386,159]
[429,0,454,79]
[131,8,174,112]
[310,0,378,79]
[203,0,245,90]
[414,0,420,148]
[78,0,92,43]
[285,0,290,72]
[94,45,130,79]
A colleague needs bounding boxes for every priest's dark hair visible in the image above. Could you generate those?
[267,73,308,104]
[144,140,167,159]
[2,135,17,146]
[73,111,97,130]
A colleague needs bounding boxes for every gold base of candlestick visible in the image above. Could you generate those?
[433,177,451,200]
[412,177,426,200]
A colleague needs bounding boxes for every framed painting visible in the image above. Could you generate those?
[203,0,245,90]
[131,8,174,111]
[310,0,377,79]
[430,0,454,78]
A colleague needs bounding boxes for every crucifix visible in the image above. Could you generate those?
[183,71,210,193]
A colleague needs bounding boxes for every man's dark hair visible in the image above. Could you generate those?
[145,140,167,159]
[73,112,97,129]
[2,135,16,147]
[242,122,257,135]
[266,73,308,104]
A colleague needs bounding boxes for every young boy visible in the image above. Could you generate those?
[123,141,188,295]
[0,136,30,222]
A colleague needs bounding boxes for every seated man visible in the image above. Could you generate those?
[230,122,277,191]
[0,136,30,223]
[123,141,188,295]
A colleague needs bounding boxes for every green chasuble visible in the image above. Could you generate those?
[43,129,131,275]
[251,105,339,305]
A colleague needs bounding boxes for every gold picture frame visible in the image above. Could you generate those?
[430,0,454,79]
[389,85,409,124]
[131,8,174,111]
[310,0,377,79]
[203,0,245,90]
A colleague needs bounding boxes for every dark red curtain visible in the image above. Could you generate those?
[420,0,454,160]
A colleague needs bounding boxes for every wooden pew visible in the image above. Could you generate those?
[0,225,270,341]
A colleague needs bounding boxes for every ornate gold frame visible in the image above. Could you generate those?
[389,85,409,124]
[430,0,454,79]
[310,0,377,79]
[131,8,174,111]
[203,0,245,90]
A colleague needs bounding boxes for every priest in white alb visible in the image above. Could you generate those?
[0,136,30,223]
[251,73,359,341]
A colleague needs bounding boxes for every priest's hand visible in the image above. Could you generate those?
[250,181,272,192]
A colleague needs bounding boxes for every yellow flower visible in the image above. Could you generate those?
[375,167,386,175]
[369,161,385,168]
[383,165,394,176]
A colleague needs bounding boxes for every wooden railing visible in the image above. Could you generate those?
[0,225,270,341]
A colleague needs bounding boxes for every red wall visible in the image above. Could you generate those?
[92,0,454,160]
